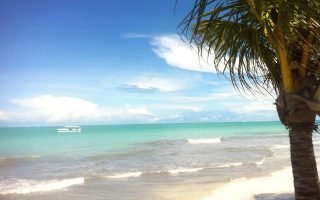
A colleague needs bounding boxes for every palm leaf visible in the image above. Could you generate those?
[179,0,320,97]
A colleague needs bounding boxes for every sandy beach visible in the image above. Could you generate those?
[201,167,294,200]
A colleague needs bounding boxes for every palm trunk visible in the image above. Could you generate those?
[289,122,320,200]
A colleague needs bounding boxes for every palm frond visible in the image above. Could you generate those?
[179,0,278,96]
[179,0,320,97]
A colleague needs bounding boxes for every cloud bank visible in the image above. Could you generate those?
[4,95,153,124]
[11,95,104,122]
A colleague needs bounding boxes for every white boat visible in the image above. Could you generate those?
[57,126,81,133]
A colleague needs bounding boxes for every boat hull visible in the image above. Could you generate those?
[57,126,81,133]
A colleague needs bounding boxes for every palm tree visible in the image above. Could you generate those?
[179,0,320,199]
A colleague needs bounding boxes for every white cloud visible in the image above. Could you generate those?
[152,34,224,73]
[156,105,203,112]
[11,95,106,122]
[125,104,153,116]
[127,107,152,115]
[2,92,278,125]
[123,76,184,92]
[168,88,275,104]
[171,92,238,102]
[200,115,220,122]
[7,95,154,123]
[228,100,275,114]
[0,110,8,120]
[146,114,183,123]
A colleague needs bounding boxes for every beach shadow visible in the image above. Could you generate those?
[254,193,294,200]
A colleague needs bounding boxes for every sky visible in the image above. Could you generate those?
[0,0,278,126]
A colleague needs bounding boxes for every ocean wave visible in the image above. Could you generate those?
[255,158,266,165]
[87,149,153,161]
[0,177,84,195]
[105,172,143,179]
[143,140,177,146]
[168,167,204,174]
[313,141,320,145]
[0,155,40,161]
[104,167,205,178]
[0,156,41,166]
[218,162,243,168]
[187,138,221,144]
[231,177,247,182]
[272,145,290,149]
[246,145,257,148]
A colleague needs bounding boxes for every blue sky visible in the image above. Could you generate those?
[0,0,278,126]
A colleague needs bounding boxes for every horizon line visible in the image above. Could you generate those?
[0,120,283,128]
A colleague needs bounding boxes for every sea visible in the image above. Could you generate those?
[1,121,319,200]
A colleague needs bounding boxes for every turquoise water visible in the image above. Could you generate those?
[0,121,298,200]
[0,121,285,158]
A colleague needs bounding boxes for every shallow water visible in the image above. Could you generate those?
[0,122,318,200]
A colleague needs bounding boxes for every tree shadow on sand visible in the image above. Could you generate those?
[254,193,294,200]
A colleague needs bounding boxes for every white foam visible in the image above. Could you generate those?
[200,167,293,200]
[168,167,204,174]
[0,155,40,161]
[313,141,320,145]
[0,177,84,195]
[218,162,243,168]
[187,138,221,144]
[272,145,290,149]
[255,158,266,165]
[231,177,247,182]
[105,172,143,179]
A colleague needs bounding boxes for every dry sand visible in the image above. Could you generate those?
[200,167,294,200]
